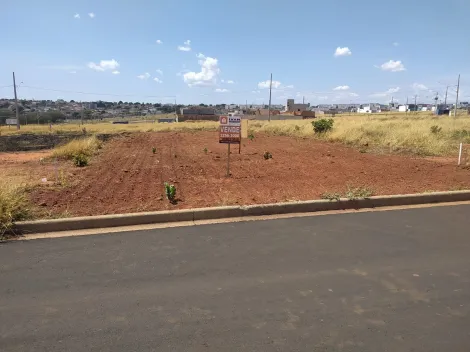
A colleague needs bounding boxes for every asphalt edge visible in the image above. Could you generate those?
[13,191,470,234]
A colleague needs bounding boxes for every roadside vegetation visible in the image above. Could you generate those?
[0,181,30,237]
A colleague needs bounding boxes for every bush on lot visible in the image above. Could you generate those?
[73,153,89,167]
[52,136,102,160]
[263,151,273,160]
[312,119,334,133]
[0,182,30,237]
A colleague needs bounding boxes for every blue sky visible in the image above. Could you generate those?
[2,0,470,105]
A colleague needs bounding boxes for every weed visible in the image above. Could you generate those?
[312,119,334,133]
[58,169,69,187]
[73,153,89,167]
[294,125,300,131]
[452,129,470,139]
[164,182,177,203]
[321,192,341,201]
[345,186,374,200]
[248,133,255,141]
[203,147,208,154]
[263,151,273,160]
[430,125,442,134]
[152,147,157,154]
[52,136,102,160]
[0,183,30,237]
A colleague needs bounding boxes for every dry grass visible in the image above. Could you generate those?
[52,136,102,160]
[0,181,30,236]
[249,113,470,156]
[0,120,219,136]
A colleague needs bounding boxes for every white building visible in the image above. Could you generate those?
[358,104,381,113]
[398,105,407,112]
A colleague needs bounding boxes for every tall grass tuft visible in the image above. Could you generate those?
[52,136,102,160]
[0,182,30,236]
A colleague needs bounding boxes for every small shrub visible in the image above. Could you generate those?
[452,129,470,139]
[73,153,89,167]
[345,186,374,200]
[152,147,157,154]
[430,125,442,134]
[263,151,273,160]
[294,125,300,131]
[321,192,341,201]
[248,133,255,141]
[312,119,334,133]
[164,182,176,203]
[203,147,208,154]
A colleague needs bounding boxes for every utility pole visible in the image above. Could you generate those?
[80,101,84,125]
[454,74,460,118]
[406,96,408,114]
[444,86,449,106]
[268,73,272,122]
[13,72,20,130]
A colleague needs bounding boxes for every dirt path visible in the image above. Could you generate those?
[29,132,470,217]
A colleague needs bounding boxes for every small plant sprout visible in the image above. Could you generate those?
[248,133,255,141]
[263,151,273,160]
[152,147,157,154]
[203,147,208,154]
[164,182,177,203]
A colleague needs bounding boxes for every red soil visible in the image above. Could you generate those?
[28,132,470,217]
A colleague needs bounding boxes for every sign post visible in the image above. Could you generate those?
[219,115,241,176]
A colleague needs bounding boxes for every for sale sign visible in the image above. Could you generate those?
[219,115,241,144]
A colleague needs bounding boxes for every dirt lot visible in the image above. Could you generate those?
[5,131,468,217]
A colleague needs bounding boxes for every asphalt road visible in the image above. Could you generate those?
[2,204,470,351]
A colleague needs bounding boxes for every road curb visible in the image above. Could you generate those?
[13,191,470,234]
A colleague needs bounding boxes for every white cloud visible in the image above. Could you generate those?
[333,85,350,91]
[87,59,119,72]
[215,88,229,93]
[156,69,163,75]
[74,13,80,19]
[258,80,281,89]
[349,92,359,97]
[88,12,95,18]
[412,83,428,91]
[178,40,191,51]
[387,87,400,94]
[317,96,329,100]
[284,84,294,89]
[371,87,400,97]
[227,80,235,84]
[252,90,260,94]
[137,72,151,80]
[156,40,163,44]
[334,47,352,57]
[393,42,399,46]
[154,77,163,83]
[183,53,220,87]
[378,60,406,72]
[112,70,120,75]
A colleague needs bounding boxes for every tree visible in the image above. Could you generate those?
[118,101,123,105]
[70,100,75,103]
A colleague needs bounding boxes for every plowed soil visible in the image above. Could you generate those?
[29,132,470,217]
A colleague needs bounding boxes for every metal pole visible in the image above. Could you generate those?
[268,73,272,122]
[406,97,408,114]
[454,74,460,118]
[81,101,84,125]
[13,72,20,130]
[226,143,231,176]
[444,86,448,106]
[414,95,417,114]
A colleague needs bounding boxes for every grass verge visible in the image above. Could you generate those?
[0,182,31,237]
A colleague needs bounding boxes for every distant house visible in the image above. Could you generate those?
[358,104,381,113]
[286,99,310,113]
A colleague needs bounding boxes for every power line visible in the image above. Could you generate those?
[19,85,177,99]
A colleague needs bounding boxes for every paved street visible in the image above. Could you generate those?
[1,204,470,351]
